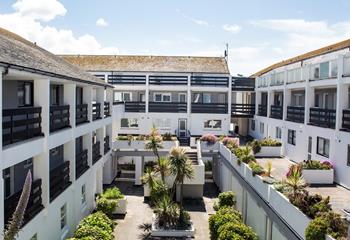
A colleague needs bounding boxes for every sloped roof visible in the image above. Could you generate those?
[61,55,230,74]
[0,27,108,86]
[252,39,350,77]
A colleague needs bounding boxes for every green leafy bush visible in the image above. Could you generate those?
[74,225,111,240]
[248,162,265,176]
[301,160,333,170]
[150,180,169,205]
[250,138,281,154]
[96,198,117,216]
[101,187,124,200]
[162,132,173,141]
[209,207,242,240]
[234,146,255,165]
[214,191,236,210]
[78,211,115,234]
[217,222,258,240]
[249,140,261,154]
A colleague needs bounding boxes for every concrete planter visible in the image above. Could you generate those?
[219,144,231,162]
[302,169,334,184]
[110,197,127,214]
[269,187,310,239]
[200,141,219,151]
[245,166,270,202]
[151,215,195,238]
[231,157,246,177]
[115,140,176,150]
[144,184,150,197]
[255,146,282,158]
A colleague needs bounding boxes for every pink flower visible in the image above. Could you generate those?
[200,134,218,145]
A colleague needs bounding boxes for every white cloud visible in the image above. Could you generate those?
[0,0,119,54]
[96,18,108,27]
[222,24,241,34]
[176,9,209,27]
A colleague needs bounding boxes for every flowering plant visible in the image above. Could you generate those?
[200,134,218,145]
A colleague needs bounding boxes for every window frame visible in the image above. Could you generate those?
[259,122,264,134]
[81,184,87,206]
[251,119,255,131]
[18,81,34,107]
[120,118,139,129]
[275,127,282,139]
[60,203,67,230]
[203,119,222,130]
[153,93,171,102]
[316,136,330,158]
[287,129,296,146]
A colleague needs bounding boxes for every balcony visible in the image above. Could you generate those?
[191,103,228,114]
[104,102,110,117]
[104,136,110,154]
[76,149,89,179]
[191,76,229,87]
[92,141,102,164]
[149,102,187,113]
[149,75,188,85]
[231,77,255,91]
[231,104,255,118]
[4,179,44,226]
[341,109,350,131]
[50,161,71,202]
[125,101,146,112]
[258,104,267,117]
[286,106,305,123]
[309,107,336,129]
[50,105,70,133]
[270,105,283,119]
[2,107,43,146]
[92,103,101,121]
[76,104,88,125]
[107,74,146,85]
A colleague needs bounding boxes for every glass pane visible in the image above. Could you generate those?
[179,94,186,102]
[121,118,129,128]
[320,62,329,79]
[330,60,338,77]
[344,57,350,75]
[154,94,162,102]
[203,93,211,103]
[163,95,171,102]
[123,93,131,101]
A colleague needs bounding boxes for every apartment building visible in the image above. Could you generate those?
[0,28,115,239]
[249,39,350,188]
[62,55,255,144]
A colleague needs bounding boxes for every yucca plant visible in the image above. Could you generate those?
[154,157,170,182]
[145,126,163,164]
[154,195,179,228]
[285,164,306,198]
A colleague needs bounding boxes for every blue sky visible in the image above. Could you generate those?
[1,0,350,75]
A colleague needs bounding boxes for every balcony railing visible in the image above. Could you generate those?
[231,104,255,117]
[231,77,255,91]
[76,104,88,125]
[104,102,110,117]
[50,161,71,202]
[107,74,146,85]
[341,109,350,131]
[76,149,89,179]
[270,105,283,119]
[149,75,188,85]
[125,101,146,112]
[92,141,102,164]
[149,102,187,113]
[258,104,267,117]
[309,107,336,129]
[50,105,70,133]
[191,103,228,114]
[92,103,101,121]
[104,136,110,154]
[286,106,305,123]
[2,107,43,146]
[191,76,229,87]
[4,179,44,226]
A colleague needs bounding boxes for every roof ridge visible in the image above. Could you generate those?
[60,54,225,59]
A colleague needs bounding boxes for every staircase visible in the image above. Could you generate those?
[185,150,198,165]
[178,136,190,146]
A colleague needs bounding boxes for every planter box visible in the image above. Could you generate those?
[231,157,246,178]
[302,169,334,184]
[115,140,176,150]
[255,146,282,158]
[245,166,270,202]
[219,144,231,162]
[144,184,150,197]
[269,187,310,239]
[151,216,195,237]
[200,141,219,151]
[112,197,127,214]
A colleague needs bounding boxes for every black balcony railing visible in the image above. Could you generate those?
[341,109,350,131]
[125,101,146,112]
[191,103,228,114]
[309,107,336,129]
[104,136,110,154]
[4,179,44,226]
[104,102,110,117]
[50,105,70,133]
[270,105,283,119]
[191,76,229,87]
[50,161,71,202]
[92,141,102,164]
[76,104,88,125]
[76,149,89,179]
[107,75,146,85]
[92,103,101,121]
[286,106,305,123]
[258,104,267,117]
[149,75,188,85]
[231,104,255,117]
[149,102,187,113]
[231,77,255,91]
[2,107,43,146]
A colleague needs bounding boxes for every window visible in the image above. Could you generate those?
[154,118,171,129]
[81,185,86,205]
[122,92,131,101]
[317,137,330,157]
[320,62,330,79]
[288,129,296,145]
[18,81,33,107]
[260,123,264,134]
[347,145,350,166]
[30,233,38,240]
[344,56,350,76]
[76,87,83,105]
[120,118,139,128]
[60,204,67,230]
[250,120,255,131]
[204,120,222,129]
[330,60,338,77]
[312,65,320,79]
[154,93,171,102]
[275,127,282,139]
[203,93,211,103]
[179,93,186,103]
[50,85,62,106]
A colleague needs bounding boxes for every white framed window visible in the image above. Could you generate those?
[259,122,264,134]
[250,119,255,131]
[113,92,132,102]
[154,93,171,102]
[81,184,86,206]
[154,118,171,129]
[204,119,222,130]
[344,56,350,76]
[178,93,186,103]
[60,204,67,230]
[275,127,282,139]
[330,60,338,77]
[203,93,211,103]
[120,118,139,128]
[317,137,330,158]
[288,129,296,145]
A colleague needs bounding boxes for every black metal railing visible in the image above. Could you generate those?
[104,102,110,117]
[2,107,43,146]
[49,161,70,202]
[76,149,89,179]
[149,102,187,113]
[258,104,267,116]
[191,103,228,114]
[104,136,110,154]
[50,105,70,133]
[125,101,146,112]
[191,76,229,87]
[309,107,336,129]
[270,105,283,119]
[92,103,101,121]
[107,75,146,85]
[92,141,102,164]
[341,109,350,131]
[231,104,255,117]
[76,104,88,125]
[4,179,43,226]
[231,77,255,91]
[286,106,305,123]
[149,75,188,85]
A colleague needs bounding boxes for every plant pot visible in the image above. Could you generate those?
[151,215,195,237]
[144,184,150,197]
[255,146,282,158]
[302,169,334,184]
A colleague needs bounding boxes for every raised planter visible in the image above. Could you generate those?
[143,184,150,197]
[255,146,282,158]
[113,197,127,214]
[200,141,219,151]
[151,216,195,238]
[302,169,334,184]
[245,166,270,202]
[115,140,176,150]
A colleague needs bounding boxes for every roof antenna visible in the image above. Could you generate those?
[224,43,228,61]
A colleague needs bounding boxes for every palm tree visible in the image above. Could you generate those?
[141,168,158,190]
[154,195,179,228]
[168,147,194,204]
[154,157,170,182]
[285,164,306,198]
[145,126,163,164]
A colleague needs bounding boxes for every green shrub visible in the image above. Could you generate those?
[301,160,333,170]
[150,180,169,205]
[323,212,348,239]
[162,132,172,141]
[259,138,281,147]
[218,222,258,240]
[249,140,261,154]
[214,191,236,210]
[305,215,329,240]
[209,207,242,240]
[74,225,111,240]
[249,162,265,176]
[101,187,124,200]
[96,198,117,216]
[78,211,115,234]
